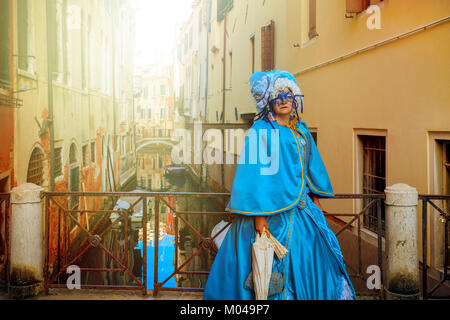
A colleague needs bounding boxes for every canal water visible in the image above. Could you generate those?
[135,234,176,289]
[136,144,227,290]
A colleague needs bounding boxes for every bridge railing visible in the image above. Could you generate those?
[40,191,385,299]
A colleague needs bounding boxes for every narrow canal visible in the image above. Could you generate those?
[70,142,228,290]
[135,143,227,290]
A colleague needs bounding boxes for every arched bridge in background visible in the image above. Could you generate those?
[136,137,176,151]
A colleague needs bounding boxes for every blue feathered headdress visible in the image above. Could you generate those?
[249,70,304,127]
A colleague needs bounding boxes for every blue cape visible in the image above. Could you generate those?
[226,120,334,216]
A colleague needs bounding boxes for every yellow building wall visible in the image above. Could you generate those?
[202,0,450,266]
[14,0,135,191]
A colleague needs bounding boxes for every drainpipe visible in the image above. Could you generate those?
[46,0,56,191]
[9,0,15,189]
[202,1,210,189]
[220,12,226,191]
[204,4,209,123]
[112,2,117,155]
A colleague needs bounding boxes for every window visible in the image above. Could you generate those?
[250,35,255,74]
[27,147,44,186]
[147,178,152,189]
[206,1,211,32]
[61,0,69,83]
[68,144,79,221]
[311,132,318,145]
[360,135,386,234]
[88,14,95,88]
[90,141,96,163]
[69,143,77,165]
[443,141,450,259]
[217,0,233,22]
[428,135,450,269]
[308,0,318,39]
[160,85,166,96]
[0,0,10,85]
[148,108,151,119]
[261,21,275,72]
[54,147,63,177]
[80,8,86,89]
[228,52,232,88]
[17,0,29,71]
[444,141,450,202]
[82,145,88,167]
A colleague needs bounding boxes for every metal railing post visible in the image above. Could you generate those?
[142,196,147,296]
[422,198,427,300]
[153,197,160,296]
[444,218,448,285]
[357,213,362,277]
[44,195,50,295]
[377,198,384,299]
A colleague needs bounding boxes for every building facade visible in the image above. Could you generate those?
[135,62,175,140]
[0,0,138,279]
[175,0,450,287]
[6,0,137,196]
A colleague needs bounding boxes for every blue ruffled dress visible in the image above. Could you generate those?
[203,120,356,300]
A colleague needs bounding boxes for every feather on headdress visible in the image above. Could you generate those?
[249,70,304,128]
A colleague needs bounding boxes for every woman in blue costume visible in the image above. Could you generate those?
[203,71,356,300]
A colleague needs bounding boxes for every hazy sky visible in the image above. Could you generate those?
[134,0,192,66]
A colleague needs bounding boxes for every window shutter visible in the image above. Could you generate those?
[308,0,318,39]
[346,0,370,13]
[206,1,211,32]
[217,0,232,23]
[0,0,10,83]
[261,20,275,72]
[217,0,224,22]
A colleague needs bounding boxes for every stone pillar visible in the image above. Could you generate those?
[9,183,44,299]
[384,183,421,300]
